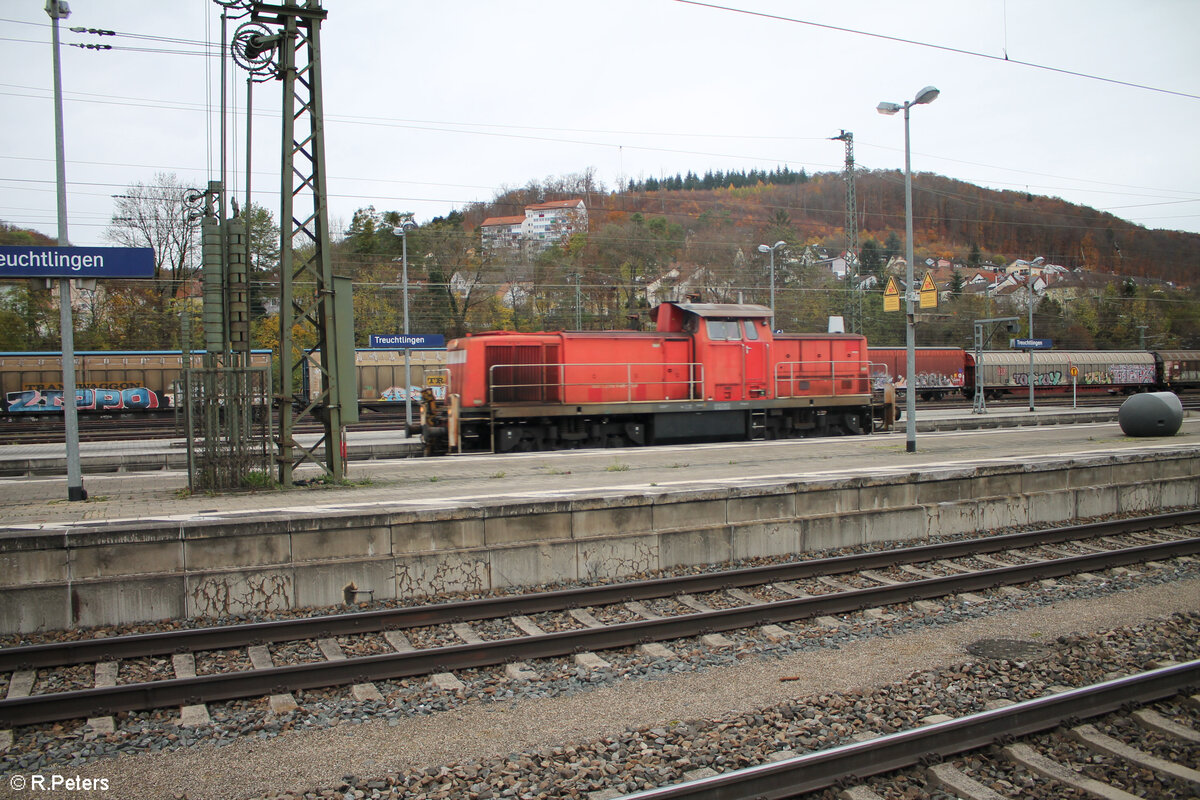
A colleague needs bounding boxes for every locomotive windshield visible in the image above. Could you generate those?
[705,319,743,341]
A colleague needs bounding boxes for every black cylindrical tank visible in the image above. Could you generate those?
[1117,391,1184,437]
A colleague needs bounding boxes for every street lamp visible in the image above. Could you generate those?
[877,85,939,454]
[390,216,418,434]
[757,240,786,326]
[1026,256,1044,412]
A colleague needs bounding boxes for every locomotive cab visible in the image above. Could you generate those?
[656,302,773,401]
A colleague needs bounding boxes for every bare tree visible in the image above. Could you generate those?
[105,172,201,290]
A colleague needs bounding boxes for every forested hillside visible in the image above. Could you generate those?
[464,168,1200,285]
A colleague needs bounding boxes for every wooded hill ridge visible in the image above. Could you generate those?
[462,167,1200,286]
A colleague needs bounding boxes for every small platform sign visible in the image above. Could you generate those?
[0,246,155,279]
[1011,338,1053,349]
[919,271,938,309]
[369,334,446,349]
[883,276,900,312]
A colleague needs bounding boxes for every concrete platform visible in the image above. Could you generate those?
[0,406,1118,479]
[0,405,1196,634]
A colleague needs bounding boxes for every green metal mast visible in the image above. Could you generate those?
[227,0,354,484]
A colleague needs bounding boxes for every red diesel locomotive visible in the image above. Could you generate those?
[432,301,892,454]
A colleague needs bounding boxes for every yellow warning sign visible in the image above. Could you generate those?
[883,276,900,312]
[919,271,938,309]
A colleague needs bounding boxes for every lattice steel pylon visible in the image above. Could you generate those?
[832,130,862,333]
[226,0,354,484]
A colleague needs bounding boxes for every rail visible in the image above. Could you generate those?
[616,661,1200,799]
[488,361,703,404]
[775,359,871,399]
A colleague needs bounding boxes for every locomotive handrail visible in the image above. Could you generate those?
[487,361,704,405]
[774,359,871,399]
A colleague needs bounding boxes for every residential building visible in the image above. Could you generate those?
[480,199,588,255]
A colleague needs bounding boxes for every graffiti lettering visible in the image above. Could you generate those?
[5,386,169,413]
[379,385,446,402]
[1011,370,1065,387]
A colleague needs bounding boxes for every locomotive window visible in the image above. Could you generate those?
[706,319,742,341]
[742,320,759,341]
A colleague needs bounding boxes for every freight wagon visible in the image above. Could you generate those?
[0,350,272,416]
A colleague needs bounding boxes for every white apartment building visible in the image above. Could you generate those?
[481,199,588,254]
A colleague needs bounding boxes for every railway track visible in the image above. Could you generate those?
[0,413,409,445]
[1,510,1197,733]
[617,662,1200,799]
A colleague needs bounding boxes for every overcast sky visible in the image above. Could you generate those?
[2,0,1198,251]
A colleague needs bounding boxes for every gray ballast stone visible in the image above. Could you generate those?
[838,787,888,800]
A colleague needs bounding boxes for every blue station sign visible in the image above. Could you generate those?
[369,333,446,349]
[0,246,155,279]
[1010,337,1053,350]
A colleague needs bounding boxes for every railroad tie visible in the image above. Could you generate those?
[1070,723,1200,786]
[1004,743,1140,800]
[246,645,299,715]
[772,582,810,598]
[171,654,211,727]
[677,594,713,613]
[758,624,790,643]
[637,642,675,660]
[816,576,854,592]
[504,662,540,682]
[6,669,35,700]
[383,630,415,652]
[510,616,545,637]
[573,652,612,671]
[568,608,604,628]
[0,669,32,753]
[316,637,383,703]
[900,564,941,579]
[86,661,119,739]
[926,763,1008,800]
[725,588,760,604]
[1132,708,1200,744]
[451,622,484,645]
[624,601,661,620]
[858,569,901,585]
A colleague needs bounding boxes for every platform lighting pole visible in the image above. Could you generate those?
[47,0,85,502]
[391,216,417,433]
[757,240,785,327]
[1028,281,1036,412]
[877,85,939,454]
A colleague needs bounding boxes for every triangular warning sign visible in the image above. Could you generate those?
[883,276,900,312]
[921,272,936,292]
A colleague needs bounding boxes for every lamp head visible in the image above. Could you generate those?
[757,244,771,254]
[876,101,901,115]
[773,240,786,249]
[913,86,940,105]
